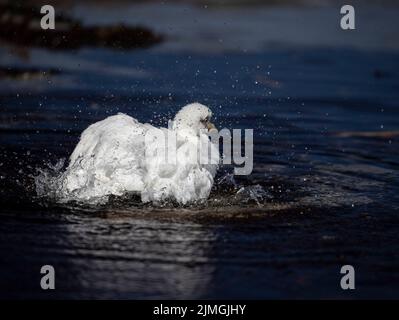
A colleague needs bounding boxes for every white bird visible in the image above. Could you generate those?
[57,103,219,204]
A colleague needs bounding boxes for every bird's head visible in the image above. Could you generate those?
[172,102,216,134]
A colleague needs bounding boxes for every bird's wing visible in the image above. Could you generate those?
[65,113,151,195]
[69,114,145,164]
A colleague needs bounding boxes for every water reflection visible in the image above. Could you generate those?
[55,212,217,298]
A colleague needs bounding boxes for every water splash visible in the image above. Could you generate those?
[235,184,272,207]
[32,161,275,209]
[33,158,66,200]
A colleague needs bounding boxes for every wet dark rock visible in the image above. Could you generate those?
[0,3,163,50]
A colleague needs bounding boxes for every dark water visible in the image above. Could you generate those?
[1,48,399,299]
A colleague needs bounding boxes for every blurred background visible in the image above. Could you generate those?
[0,0,399,299]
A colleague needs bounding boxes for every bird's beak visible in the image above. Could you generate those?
[207,122,216,131]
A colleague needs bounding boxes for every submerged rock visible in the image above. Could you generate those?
[0,66,60,80]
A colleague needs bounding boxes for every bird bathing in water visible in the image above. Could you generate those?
[57,103,220,204]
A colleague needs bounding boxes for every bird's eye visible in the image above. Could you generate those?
[201,117,209,123]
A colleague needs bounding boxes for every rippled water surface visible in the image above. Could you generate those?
[1,3,399,299]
